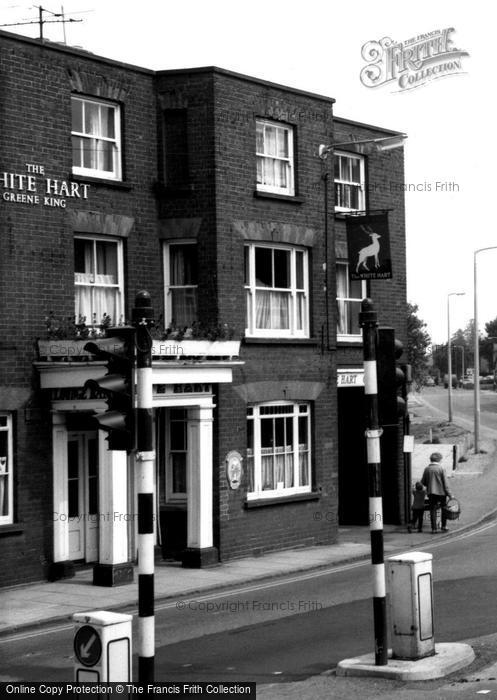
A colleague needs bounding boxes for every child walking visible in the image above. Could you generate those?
[407,481,427,533]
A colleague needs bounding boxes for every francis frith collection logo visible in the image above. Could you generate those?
[360,28,469,92]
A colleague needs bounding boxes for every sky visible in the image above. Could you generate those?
[2,0,494,345]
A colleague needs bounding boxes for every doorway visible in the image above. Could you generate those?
[157,408,188,559]
[337,387,369,525]
[67,432,99,562]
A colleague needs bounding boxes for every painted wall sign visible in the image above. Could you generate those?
[226,450,243,490]
[1,163,90,208]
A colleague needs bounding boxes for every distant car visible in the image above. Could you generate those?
[424,376,435,387]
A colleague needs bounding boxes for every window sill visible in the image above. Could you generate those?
[334,211,364,220]
[337,336,363,345]
[0,524,24,537]
[71,174,133,191]
[244,337,319,346]
[245,492,320,509]
[254,190,304,204]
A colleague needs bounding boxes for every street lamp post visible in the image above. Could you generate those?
[474,247,497,453]
[447,292,465,422]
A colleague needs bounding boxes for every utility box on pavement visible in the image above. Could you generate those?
[73,610,132,682]
[387,552,435,660]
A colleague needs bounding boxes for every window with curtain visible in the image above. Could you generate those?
[247,403,311,500]
[163,242,198,327]
[74,236,123,328]
[71,96,122,180]
[256,120,295,196]
[336,261,366,338]
[0,415,13,524]
[334,151,365,212]
[244,243,308,338]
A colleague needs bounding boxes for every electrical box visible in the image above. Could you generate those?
[73,610,132,682]
[387,552,435,660]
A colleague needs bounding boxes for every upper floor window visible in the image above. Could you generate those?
[72,96,122,180]
[162,109,189,187]
[337,261,366,340]
[256,120,295,196]
[247,402,311,500]
[163,242,198,327]
[0,414,13,525]
[74,236,124,328]
[334,151,365,212]
[244,243,309,338]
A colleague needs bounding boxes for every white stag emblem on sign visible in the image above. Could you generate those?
[356,225,381,273]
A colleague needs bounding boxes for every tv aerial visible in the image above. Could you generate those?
[1,5,88,43]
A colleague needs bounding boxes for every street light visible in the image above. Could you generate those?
[447,292,465,422]
[474,246,497,453]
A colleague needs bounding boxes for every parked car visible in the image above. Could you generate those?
[424,376,435,387]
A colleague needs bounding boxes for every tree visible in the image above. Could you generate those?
[406,303,431,386]
[481,317,497,373]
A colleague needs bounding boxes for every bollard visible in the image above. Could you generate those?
[387,552,435,660]
[73,610,132,682]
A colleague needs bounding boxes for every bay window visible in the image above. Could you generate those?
[74,236,124,328]
[247,403,311,500]
[245,243,309,338]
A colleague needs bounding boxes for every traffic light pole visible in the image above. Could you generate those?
[133,292,155,683]
[359,298,388,666]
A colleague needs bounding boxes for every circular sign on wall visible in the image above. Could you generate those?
[226,450,243,490]
[74,625,102,667]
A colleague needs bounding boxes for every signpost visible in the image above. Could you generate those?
[73,611,132,682]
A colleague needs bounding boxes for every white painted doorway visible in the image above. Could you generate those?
[67,432,99,562]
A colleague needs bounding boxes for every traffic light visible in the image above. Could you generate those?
[377,327,409,425]
[84,328,135,452]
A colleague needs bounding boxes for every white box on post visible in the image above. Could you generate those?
[73,610,132,682]
[387,552,435,660]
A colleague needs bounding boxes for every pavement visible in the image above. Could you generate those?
[2,391,497,696]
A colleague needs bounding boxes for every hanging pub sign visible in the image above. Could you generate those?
[346,213,392,281]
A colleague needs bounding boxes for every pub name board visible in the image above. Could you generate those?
[1,163,90,208]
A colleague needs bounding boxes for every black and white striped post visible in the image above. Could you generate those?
[359,298,388,666]
[132,291,155,682]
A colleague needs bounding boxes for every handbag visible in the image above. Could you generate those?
[442,497,461,520]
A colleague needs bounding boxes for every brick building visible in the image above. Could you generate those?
[0,30,407,587]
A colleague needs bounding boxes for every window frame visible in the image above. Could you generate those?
[336,261,367,342]
[163,240,198,328]
[71,95,122,181]
[244,242,309,339]
[256,119,295,197]
[74,234,125,328]
[0,414,14,525]
[246,402,312,501]
[334,150,366,213]
[165,408,188,503]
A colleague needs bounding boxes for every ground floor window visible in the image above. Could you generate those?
[246,402,311,499]
[0,414,13,524]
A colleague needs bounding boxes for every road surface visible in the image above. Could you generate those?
[1,518,496,684]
